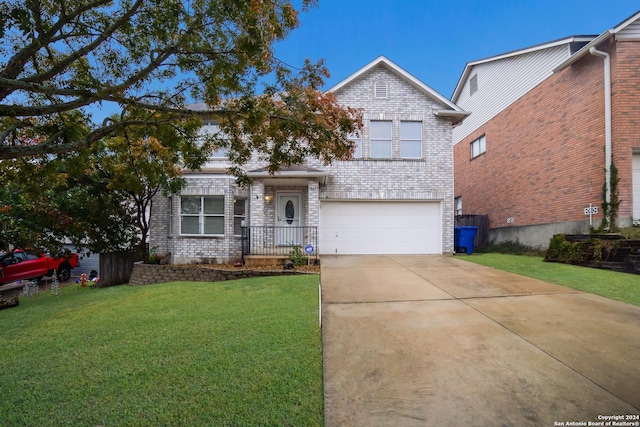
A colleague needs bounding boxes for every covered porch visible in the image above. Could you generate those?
[242,165,327,264]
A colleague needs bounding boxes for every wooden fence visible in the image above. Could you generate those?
[98,248,144,287]
[455,215,489,250]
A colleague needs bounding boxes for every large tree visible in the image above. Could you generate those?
[0,0,362,180]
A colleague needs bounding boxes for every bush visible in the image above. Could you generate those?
[479,239,545,256]
[288,245,307,267]
[545,234,624,264]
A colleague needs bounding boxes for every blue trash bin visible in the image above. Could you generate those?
[454,226,478,254]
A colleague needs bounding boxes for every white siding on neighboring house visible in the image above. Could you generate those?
[617,21,640,39]
[633,153,640,221]
[453,44,574,144]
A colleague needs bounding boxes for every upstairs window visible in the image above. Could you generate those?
[370,121,392,158]
[470,74,478,96]
[471,135,486,159]
[200,121,229,159]
[180,196,225,235]
[400,121,422,158]
[374,80,388,99]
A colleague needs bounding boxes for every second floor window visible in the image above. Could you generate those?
[200,121,229,159]
[471,135,486,159]
[370,121,392,158]
[400,121,422,158]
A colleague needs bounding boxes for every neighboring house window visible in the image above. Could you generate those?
[200,121,229,158]
[455,197,462,216]
[400,121,422,158]
[471,135,486,159]
[370,121,392,158]
[233,198,246,235]
[470,74,478,96]
[180,196,225,235]
[348,132,362,158]
[374,80,388,99]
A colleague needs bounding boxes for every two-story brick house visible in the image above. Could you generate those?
[150,56,468,264]
[452,11,640,248]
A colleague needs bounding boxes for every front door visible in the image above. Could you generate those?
[277,193,302,245]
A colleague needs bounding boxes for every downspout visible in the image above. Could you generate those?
[589,47,612,205]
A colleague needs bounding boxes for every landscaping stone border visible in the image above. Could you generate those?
[128,263,312,286]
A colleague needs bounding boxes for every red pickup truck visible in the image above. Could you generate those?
[0,249,79,285]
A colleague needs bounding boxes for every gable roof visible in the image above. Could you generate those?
[328,56,468,122]
[451,35,595,102]
[553,10,640,72]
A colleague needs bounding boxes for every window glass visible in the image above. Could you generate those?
[471,135,486,159]
[181,216,200,234]
[204,197,224,214]
[370,121,392,158]
[181,197,201,214]
[233,198,246,235]
[348,133,362,158]
[401,121,422,158]
[204,216,224,234]
[199,121,229,158]
[180,196,225,235]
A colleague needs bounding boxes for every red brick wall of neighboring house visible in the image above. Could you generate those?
[454,38,639,230]
[612,40,640,220]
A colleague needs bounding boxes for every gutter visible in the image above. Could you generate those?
[589,47,612,205]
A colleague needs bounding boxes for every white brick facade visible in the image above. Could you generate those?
[150,57,464,262]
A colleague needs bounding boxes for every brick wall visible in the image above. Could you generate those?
[454,38,640,234]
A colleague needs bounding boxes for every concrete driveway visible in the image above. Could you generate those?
[321,255,640,426]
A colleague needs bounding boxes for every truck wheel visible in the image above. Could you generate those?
[58,267,71,282]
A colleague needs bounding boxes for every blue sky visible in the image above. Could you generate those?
[273,0,639,98]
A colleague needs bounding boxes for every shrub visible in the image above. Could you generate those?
[479,239,545,256]
[288,245,307,267]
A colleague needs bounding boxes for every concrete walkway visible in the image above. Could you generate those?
[321,255,640,426]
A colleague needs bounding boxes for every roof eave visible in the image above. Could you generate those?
[435,110,471,125]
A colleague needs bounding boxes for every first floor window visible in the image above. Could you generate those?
[234,198,246,235]
[180,196,224,235]
[471,135,486,159]
[400,121,422,158]
[370,120,392,158]
[455,197,462,216]
[348,132,362,158]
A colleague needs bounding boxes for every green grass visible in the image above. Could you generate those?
[460,254,640,306]
[0,276,323,426]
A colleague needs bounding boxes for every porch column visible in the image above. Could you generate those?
[250,181,265,227]
[307,180,319,227]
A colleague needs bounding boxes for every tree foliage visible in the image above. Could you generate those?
[93,112,205,260]
[0,0,363,254]
[0,0,362,178]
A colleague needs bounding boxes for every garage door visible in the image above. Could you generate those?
[633,153,640,221]
[319,201,442,255]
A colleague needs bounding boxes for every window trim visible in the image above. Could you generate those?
[470,135,486,159]
[180,195,225,236]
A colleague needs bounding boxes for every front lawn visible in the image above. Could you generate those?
[0,276,323,426]
[459,254,640,306]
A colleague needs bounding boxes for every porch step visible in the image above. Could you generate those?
[244,255,289,267]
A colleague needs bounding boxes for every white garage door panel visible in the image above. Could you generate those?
[633,154,640,221]
[319,201,442,255]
